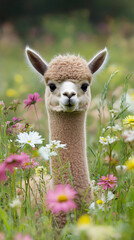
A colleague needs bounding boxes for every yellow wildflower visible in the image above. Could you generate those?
[96,199,103,205]
[77,214,92,226]
[123,115,134,128]
[14,74,23,83]
[125,157,134,170]
[6,89,18,97]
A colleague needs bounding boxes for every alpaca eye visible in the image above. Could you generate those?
[49,83,56,92]
[81,83,89,92]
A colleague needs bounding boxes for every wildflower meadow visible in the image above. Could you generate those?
[0,68,134,240]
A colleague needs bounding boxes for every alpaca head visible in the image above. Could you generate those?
[26,47,108,112]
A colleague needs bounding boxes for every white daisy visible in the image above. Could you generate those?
[16,131,44,147]
[89,191,114,211]
[38,146,57,160]
[99,136,118,145]
[46,140,67,150]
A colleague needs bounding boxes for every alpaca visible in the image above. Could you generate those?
[25,47,108,226]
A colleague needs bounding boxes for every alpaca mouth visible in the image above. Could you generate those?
[67,102,74,108]
[65,99,75,108]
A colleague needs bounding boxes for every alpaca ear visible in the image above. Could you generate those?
[88,48,108,74]
[25,47,48,75]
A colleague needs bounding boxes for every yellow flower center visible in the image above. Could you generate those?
[27,140,31,143]
[24,162,30,166]
[96,199,104,205]
[101,137,106,142]
[105,177,109,180]
[58,194,68,202]
[77,215,91,226]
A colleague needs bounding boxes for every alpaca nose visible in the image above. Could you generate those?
[63,90,76,98]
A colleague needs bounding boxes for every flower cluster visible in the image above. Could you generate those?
[89,191,115,211]
[39,140,66,160]
[6,117,22,134]
[99,136,118,145]
[0,152,38,181]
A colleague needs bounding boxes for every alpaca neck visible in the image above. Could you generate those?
[48,111,90,194]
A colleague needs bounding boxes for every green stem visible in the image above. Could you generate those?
[56,151,64,184]
[12,169,16,198]
[108,144,112,175]
[34,104,40,129]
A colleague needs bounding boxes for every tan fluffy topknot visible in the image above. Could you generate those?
[44,54,92,83]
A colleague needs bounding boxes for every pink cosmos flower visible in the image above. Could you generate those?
[0,163,7,181]
[5,152,30,173]
[21,157,39,170]
[14,233,33,240]
[24,92,42,108]
[46,184,77,213]
[97,174,117,190]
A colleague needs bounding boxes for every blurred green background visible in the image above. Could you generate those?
[0,0,134,137]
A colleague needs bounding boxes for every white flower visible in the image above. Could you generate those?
[16,131,44,147]
[46,140,67,150]
[122,130,134,142]
[39,146,57,160]
[99,136,118,145]
[116,165,127,173]
[107,124,122,131]
[109,109,118,114]
[101,191,114,202]
[91,180,95,186]
[9,197,21,209]
[89,191,114,211]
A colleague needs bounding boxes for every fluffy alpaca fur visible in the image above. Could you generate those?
[45,55,92,82]
[25,47,108,227]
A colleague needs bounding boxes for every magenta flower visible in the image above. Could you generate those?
[21,157,39,170]
[5,152,30,173]
[12,117,21,122]
[24,92,42,108]
[6,117,22,134]
[14,233,33,240]
[46,184,77,214]
[0,163,7,181]
[97,174,117,190]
